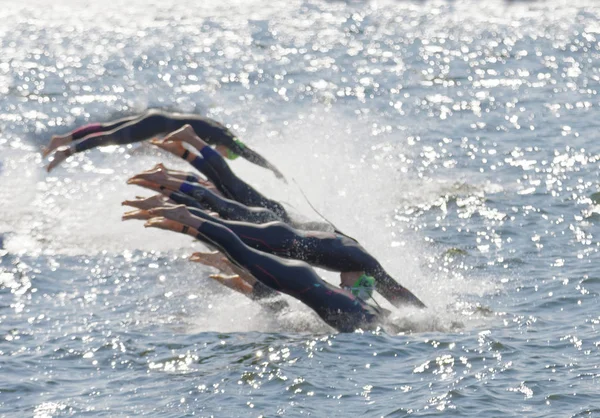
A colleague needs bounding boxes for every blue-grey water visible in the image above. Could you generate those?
[1,0,600,416]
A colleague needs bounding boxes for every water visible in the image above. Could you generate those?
[1,0,600,416]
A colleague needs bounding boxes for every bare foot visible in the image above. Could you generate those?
[122,209,153,221]
[122,194,173,210]
[150,138,189,158]
[163,124,199,144]
[190,251,231,271]
[209,274,253,295]
[147,204,193,224]
[126,178,173,194]
[128,167,170,185]
[46,146,73,172]
[144,217,188,234]
[43,134,72,157]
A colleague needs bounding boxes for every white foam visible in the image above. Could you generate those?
[1,108,494,333]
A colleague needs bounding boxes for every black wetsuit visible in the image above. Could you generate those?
[171,183,281,224]
[187,145,291,222]
[184,206,425,308]
[194,220,384,332]
[176,173,333,232]
[68,109,284,179]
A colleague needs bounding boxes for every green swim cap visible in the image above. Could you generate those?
[226,138,246,160]
[350,274,376,300]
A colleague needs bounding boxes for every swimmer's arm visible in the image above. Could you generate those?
[235,146,286,181]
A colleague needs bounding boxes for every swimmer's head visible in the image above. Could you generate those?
[350,274,375,300]
[340,271,375,300]
[225,138,246,160]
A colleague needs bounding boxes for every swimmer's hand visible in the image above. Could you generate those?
[122,194,174,210]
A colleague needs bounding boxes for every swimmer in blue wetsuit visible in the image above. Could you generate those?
[127,175,284,225]
[44,109,284,180]
[127,159,332,231]
[122,193,425,309]
[138,206,386,332]
[143,125,293,222]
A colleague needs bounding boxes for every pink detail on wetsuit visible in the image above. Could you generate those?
[253,264,282,289]
[72,123,103,138]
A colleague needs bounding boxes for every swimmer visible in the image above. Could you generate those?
[128,164,333,231]
[126,176,284,225]
[130,127,333,231]
[45,109,285,180]
[146,125,292,221]
[140,207,386,332]
[123,203,425,309]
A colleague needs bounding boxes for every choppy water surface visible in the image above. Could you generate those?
[1,0,600,416]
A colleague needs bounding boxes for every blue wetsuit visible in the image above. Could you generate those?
[170,184,281,224]
[68,109,284,179]
[186,145,291,222]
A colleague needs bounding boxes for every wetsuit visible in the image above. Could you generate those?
[170,183,281,224]
[194,220,384,332]
[187,145,291,222]
[175,174,333,232]
[68,109,284,179]
[184,206,425,308]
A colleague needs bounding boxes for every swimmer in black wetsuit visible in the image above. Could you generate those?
[44,109,284,180]
[127,161,333,231]
[144,125,292,222]
[122,196,425,309]
[139,206,385,332]
[127,175,284,225]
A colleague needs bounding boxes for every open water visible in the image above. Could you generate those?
[1,0,600,416]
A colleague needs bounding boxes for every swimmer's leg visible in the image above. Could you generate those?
[43,113,141,157]
[157,125,288,215]
[46,111,174,172]
[129,166,281,224]
[150,136,232,198]
[191,251,289,313]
